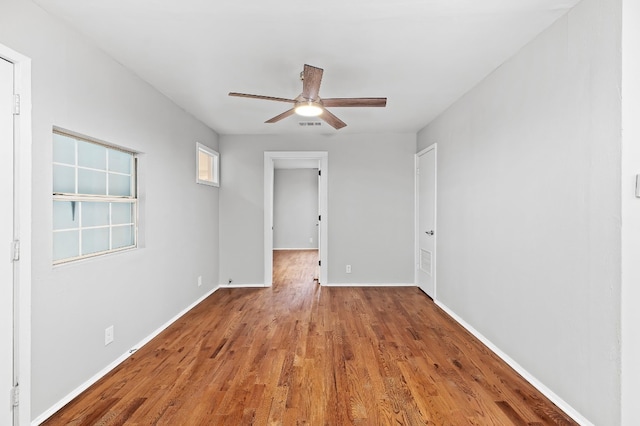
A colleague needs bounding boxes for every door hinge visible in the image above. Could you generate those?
[318,215,321,221]
[318,170,321,176]
[11,240,20,262]
[11,385,19,407]
[13,94,20,115]
[318,260,321,266]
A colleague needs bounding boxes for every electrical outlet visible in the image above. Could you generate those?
[105,325,114,346]
[309,237,313,243]
[197,275,202,287]
[228,278,233,285]
[346,265,352,274]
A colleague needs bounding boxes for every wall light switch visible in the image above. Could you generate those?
[105,325,114,346]
[636,175,640,198]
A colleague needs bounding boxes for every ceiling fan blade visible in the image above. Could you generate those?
[229,92,296,103]
[321,97,387,108]
[302,64,323,101]
[265,108,296,124]
[319,109,347,130]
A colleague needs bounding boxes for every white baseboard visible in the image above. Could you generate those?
[32,286,220,425]
[221,283,415,288]
[221,283,266,288]
[435,300,592,426]
[323,282,415,287]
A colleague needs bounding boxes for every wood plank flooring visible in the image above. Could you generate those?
[43,249,577,425]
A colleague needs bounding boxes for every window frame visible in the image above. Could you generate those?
[196,142,219,187]
[52,129,138,265]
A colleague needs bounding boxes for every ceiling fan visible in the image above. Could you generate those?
[229,64,387,130]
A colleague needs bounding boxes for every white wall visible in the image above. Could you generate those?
[417,0,621,423]
[219,133,416,286]
[0,0,220,420]
[274,169,319,249]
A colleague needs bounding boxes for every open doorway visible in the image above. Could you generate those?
[264,152,328,286]
[273,166,319,284]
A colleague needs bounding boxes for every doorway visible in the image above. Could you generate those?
[416,145,437,298]
[264,152,328,286]
[273,166,319,284]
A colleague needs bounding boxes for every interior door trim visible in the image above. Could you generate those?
[264,151,328,286]
[0,42,32,426]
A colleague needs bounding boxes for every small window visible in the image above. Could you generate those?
[196,142,219,187]
[52,130,137,264]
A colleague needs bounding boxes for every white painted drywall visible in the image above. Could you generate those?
[0,1,220,420]
[273,169,319,249]
[417,0,621,423]
[219,133,416,285]
[621,0,640,423]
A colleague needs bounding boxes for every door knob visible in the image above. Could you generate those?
[425,230,434,235]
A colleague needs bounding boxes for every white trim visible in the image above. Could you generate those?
[272,247,319,251]
[52,244,137,266]
[1,42,32,426]
[323,283,416,287]
[415,144,437,299]
[435,300,592,426]
[222,283,266,288]
[51,246,137,269]
[264,152,328,287]
[32,286,220,425]
[621,0,640,423]
[52,194,136,202]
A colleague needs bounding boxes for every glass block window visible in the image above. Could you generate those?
[53,130,137,264]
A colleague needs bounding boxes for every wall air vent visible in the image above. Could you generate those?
[298,121,322,127]
[420,249,432,276]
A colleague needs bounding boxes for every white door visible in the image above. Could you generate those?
[0,57,15,426]
[417,147,436,297]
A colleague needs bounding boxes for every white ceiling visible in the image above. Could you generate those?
[32,0,580,135]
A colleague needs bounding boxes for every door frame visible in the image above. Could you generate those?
[415,144,437,299]
[0,42,32,426]
[264,151,328,286]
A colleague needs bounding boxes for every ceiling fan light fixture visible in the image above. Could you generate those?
[295,101,323,117]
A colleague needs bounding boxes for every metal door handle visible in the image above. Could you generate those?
[425,230,434,235]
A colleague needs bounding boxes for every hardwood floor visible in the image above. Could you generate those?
[43,249,576,425]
